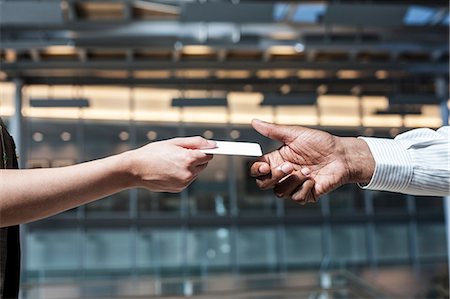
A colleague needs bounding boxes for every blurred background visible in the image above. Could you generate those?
[0,0,449,298]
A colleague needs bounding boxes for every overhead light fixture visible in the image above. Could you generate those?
[119,131,129,141]
[33,132,44,142]
[388,94,439,105]
[375,70,389,79]
[44,45,76,55]
[261,93,316,106]
[60,132,71,142]
[337,70,360,79]
[30,98,90,108]
[182,45,214,55]
[171,97,228,107]
[267,45,298,55]
[376,104,422,115]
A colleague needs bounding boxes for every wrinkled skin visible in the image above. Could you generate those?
[250,119,357,204]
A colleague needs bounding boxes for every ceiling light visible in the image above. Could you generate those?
[182,45,214,55]
[267,45,297,55]
[203,130,214,139]
[60,132,71,142]
[375,70,389,79]
[280,84,291,95]
[294,43,305,52]
[30,98,89,108]
[171,98,228,107]
[146,131,158,141]
[317,84,328,95]
[33,132,44,142]
[337,70,360,79]
[44,45,76,55]
[230,129,240,139]
[119,131,129,141]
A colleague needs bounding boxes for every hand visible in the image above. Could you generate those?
[250,119,375,203]
[126,136,215,192]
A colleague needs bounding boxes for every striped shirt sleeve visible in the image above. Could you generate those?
[358,126,450,196]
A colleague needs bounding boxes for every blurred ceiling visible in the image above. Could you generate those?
[0,0,448,97]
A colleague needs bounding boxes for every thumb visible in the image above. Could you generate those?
[170,136,216,149]
[251,119,297,144]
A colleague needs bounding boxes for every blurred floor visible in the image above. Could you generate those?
[21,267,448,299]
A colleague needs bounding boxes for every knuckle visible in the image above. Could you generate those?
[181,170,194,182]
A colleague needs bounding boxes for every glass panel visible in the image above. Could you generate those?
[235,128,279,215]
[85,191,130,217]
[186,228,231,270]
[26,230,81,270]
[329,184,365,215]
[284,197,322,216]
[184,126,230,216]
[237,228,277,270]
[84,122,131,216]
[84,230,131,269]
[330,225,367,263]
[138,190,181,216]
[188,155,230,216]
[415,196,444,215]
[28,119,80,216]
[135,123,179,147]
[372,191,408,214]
[137,229,183,270]
[285,226,322,266]
[375,224,409,262]
[83,122,131,161]
[136,124,182,216]
[417,224,447,260]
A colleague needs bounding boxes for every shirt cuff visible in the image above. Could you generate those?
[357,137,413,193]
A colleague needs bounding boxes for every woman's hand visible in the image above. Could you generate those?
[125,136,216,192]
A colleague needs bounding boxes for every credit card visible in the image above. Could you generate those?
[201,141,262,157]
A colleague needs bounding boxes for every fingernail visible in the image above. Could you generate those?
[207,140,216,147]
[301,167,311,176]
[279,163,293,174]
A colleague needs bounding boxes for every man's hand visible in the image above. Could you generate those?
[126,136,215,192]
[250,119,375,203]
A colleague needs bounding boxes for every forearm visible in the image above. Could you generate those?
[0,152,133,227]
[358,131,450,196]
[340,137,375,185]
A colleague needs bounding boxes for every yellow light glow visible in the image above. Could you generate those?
[256,69,293,79]
[182,45,214,55]
[175,70,210,78]
[269,31,299,40]
[133,71,172,79]
[267,45,297,55]
[215,70,251,79]
[337,70,360,79]
[318,95,360,126]
[23,107,82,119]
[362,115,403,128]
[375,70,389,79]
[275,106,318,126]
[297,70,328,79]
[44,46,76,55]
[4,49,17,62]
[0,83,15,116]
[181,107,228,123]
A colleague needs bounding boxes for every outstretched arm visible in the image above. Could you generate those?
[250,119,375,203]
[0,137,215,227]
[251,119,450,202]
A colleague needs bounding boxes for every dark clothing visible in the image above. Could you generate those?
[0,118,21,299]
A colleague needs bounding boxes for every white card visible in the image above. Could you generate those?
[201,141,262,157]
